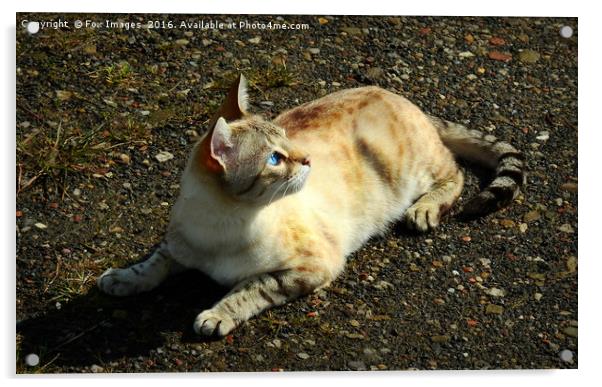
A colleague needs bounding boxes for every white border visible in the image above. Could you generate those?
[4,1,596,386]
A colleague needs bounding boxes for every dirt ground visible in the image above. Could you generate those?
[16,14,577,372]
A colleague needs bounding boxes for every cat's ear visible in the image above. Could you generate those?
[207,117,234,171]
[208,74,249,128]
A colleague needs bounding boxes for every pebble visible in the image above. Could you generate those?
[341,27,362,36]
[519,223,528,233]
[458,51,475,58]
[34,223,47,229]
[90,364,104,373]
[488,51,512,62]
[349,319,360,327]
[566,256,577,273]
[485,287,506,298]
[55,90,73,101]
[486,304,504,315]
[559,349,573,363]
[155,151,174,163]
[175,39,189,46]
[518,49,541,64]
[431,335,450,343]
[308,48,320,55]
[297,352,310,360]
[366,67,384,81]
[523,210,541,223]
[534,293,543,301]
[560,182,578,192]
[562,326,578,337]
[119,154,131,164]
[558,224,575,233]
[348,360,367,371]
[248,37,261,44]
[536,131,550,141]
[362,347,381,362]
[73,188,81,196]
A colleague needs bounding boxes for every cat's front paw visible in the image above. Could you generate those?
[97,268,141,297]
[405,202,441,232]
[193,308,237,337]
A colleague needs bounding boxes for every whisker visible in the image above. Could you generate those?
[267,180,288,206]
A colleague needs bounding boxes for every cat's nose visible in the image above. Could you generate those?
[301,156,311,166]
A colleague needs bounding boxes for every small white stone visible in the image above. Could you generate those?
[458,51,475,58]
[536,131,550,141]
[485,287,506,297]
[155,151,174,163]
[248,37,261,44]
[34,223,47,229]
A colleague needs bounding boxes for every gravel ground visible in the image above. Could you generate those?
[16,14,577,373]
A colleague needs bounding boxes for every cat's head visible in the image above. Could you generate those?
[192,74,311,205]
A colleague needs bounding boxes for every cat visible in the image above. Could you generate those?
[97,74,525,337]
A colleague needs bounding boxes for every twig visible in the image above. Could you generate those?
[50,319,108,352]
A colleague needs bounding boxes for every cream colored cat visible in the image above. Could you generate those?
[97,75,524,337]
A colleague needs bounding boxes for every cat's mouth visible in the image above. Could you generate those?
[286,165,311,193]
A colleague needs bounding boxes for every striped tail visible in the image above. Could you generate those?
[428,115,526,219]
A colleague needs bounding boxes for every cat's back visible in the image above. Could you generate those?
[274,86,424,142]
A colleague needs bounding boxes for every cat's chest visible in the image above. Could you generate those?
[165,220,278,286]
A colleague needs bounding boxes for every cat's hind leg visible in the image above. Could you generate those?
[404,166,464,232]
[97,243,185,296]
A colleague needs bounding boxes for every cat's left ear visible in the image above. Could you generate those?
[208,74,249,129]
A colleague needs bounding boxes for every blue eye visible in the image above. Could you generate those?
[268,152,284,165]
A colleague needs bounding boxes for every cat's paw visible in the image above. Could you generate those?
[193,308,237,337]
[404,202,440,232]
[97,268,141,297]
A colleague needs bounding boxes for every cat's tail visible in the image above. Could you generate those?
[428,115,526,219]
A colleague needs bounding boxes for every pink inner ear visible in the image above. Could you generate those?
[210,118,234,167]
[210,135,229,161]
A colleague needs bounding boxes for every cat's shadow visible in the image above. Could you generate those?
[17,270,228,369]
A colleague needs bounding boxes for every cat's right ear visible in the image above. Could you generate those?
[207,74,249,129]
[210,117,233,164]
